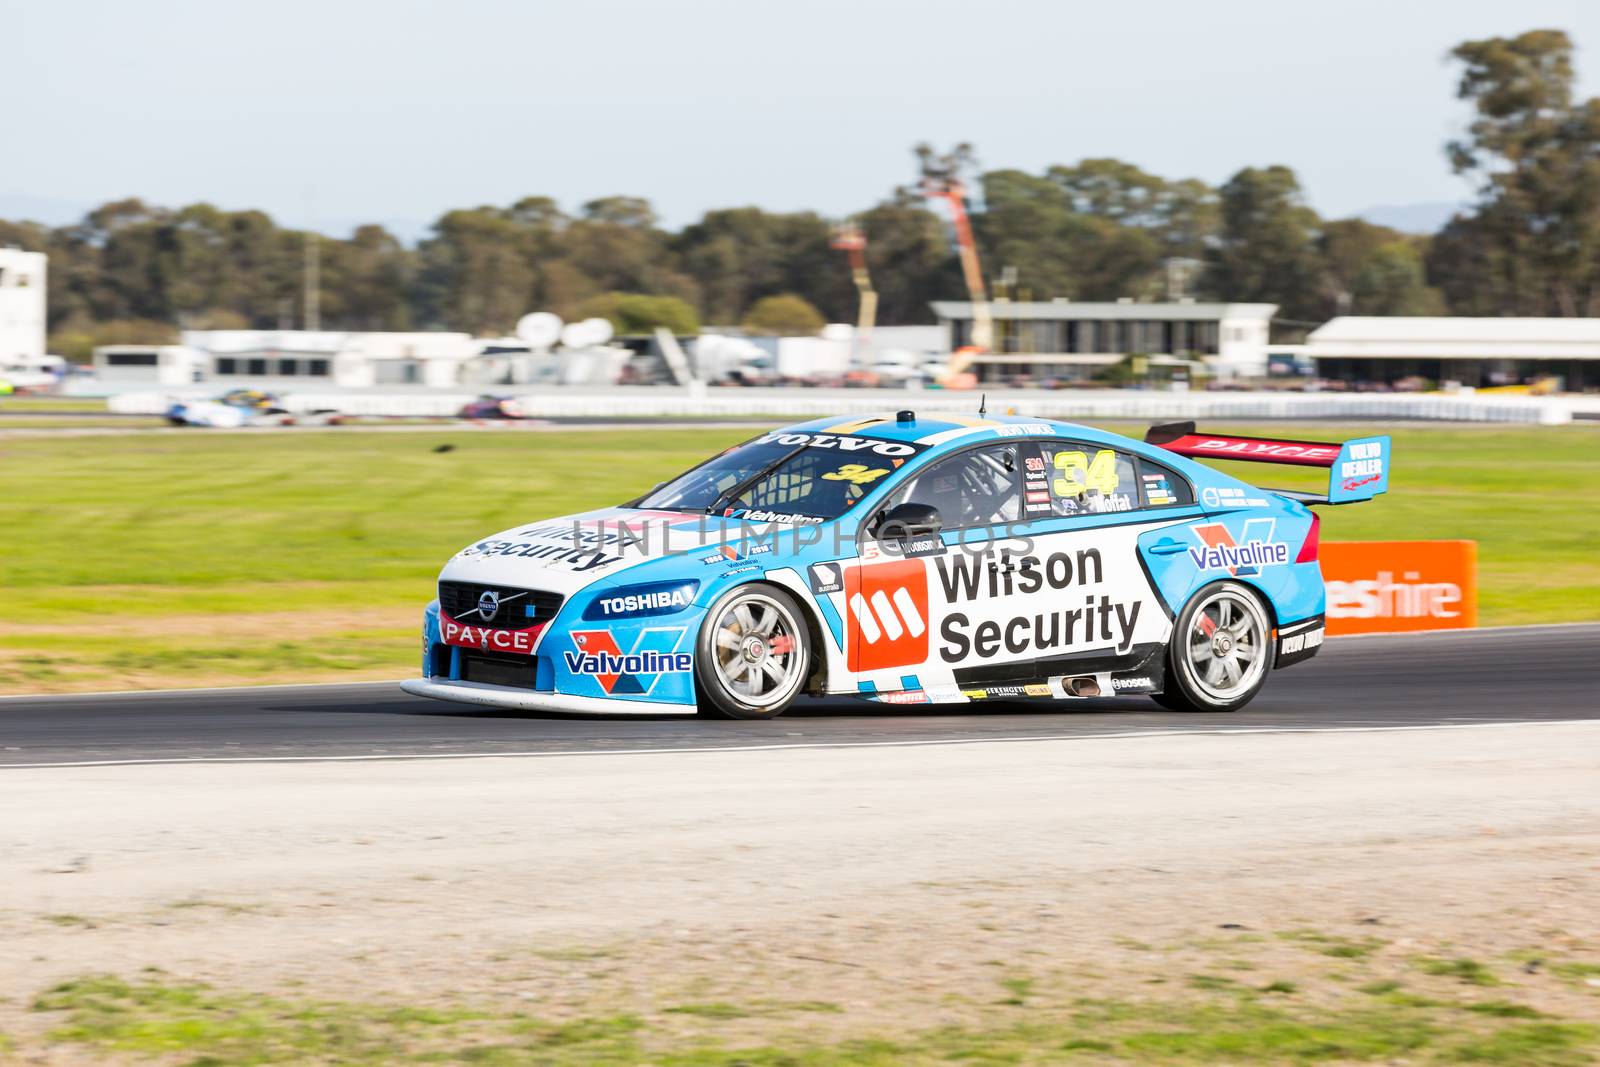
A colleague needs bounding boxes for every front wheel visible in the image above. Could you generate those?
[1156,581,1274,713]
[695,584,811,719]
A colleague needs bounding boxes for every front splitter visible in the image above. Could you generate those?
[399,678,698,716]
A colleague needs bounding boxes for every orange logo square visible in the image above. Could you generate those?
[844,560,930,672]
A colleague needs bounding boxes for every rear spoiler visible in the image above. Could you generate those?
[1145,422,1390,505]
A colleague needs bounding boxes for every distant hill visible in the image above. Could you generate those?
[1357,200,1469,234]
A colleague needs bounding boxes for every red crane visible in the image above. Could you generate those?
[830,224,877,359]
[919,145,989,387]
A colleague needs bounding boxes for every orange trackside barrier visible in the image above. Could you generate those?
[1321,540,1478,635]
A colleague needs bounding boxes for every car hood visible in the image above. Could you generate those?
[436,506,838,597]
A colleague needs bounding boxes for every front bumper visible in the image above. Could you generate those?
[399,677,698,716]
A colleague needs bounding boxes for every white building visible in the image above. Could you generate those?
[0,248,47,365]
[93,330,489,389]
[94,345,207,387]
[182,330,479,388]
[930,300,1277,382]
[1306,317,1600,392]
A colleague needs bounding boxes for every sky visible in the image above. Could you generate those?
[6,0,1599,239]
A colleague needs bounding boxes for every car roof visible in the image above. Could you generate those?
[780,411,1135,451]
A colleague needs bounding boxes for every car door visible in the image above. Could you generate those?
[904,438,1198,697]
[846,442,1025,693]
[981,438,1204,695]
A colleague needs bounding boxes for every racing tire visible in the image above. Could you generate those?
[1156,581,1275,713]
[1147,689,1190,712]
[695,583,811,720]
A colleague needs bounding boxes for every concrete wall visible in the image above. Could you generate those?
[105,385,1576,424]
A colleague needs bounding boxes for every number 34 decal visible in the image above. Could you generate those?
[1052,449,1119,498]
[823,463,890,485]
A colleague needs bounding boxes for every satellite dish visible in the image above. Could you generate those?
[580,317,615,346]
[516,312,563,349]
[560,322,593,349]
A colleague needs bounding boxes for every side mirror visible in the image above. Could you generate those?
[877,501,943,541]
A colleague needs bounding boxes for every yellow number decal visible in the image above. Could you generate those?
[1052,449,1118,497]
[822,463,890,485]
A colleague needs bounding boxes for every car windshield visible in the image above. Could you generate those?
[635,431,924,522]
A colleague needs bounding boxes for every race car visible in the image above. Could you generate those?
[166,389,294,428]
[400,412,1389,718]
[166,389,339,428]
[458,395,527,420]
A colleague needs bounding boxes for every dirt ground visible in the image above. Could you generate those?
[2,723,1599,1058]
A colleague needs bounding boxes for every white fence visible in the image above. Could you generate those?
[106,386,1577,425]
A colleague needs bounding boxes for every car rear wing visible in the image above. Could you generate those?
[1144,422,1390,505]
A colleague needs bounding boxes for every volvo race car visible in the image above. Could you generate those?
[400,412,1389,718]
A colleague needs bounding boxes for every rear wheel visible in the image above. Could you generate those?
[695,584,810,719]
[1156,581,1274,713]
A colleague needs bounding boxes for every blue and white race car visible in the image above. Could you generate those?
[165,390,341,428]
[166,389,296,428]
[400,412,1389,718]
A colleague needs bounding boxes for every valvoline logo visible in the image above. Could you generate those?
[1189,519,1288,577]
[565,628,692,695]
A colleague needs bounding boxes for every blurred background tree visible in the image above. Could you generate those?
[575,292,700,336]
[1350,242,1447,316]
[1200,166,1325,321]
[740,294,826,336]
[1441,29,1600,316]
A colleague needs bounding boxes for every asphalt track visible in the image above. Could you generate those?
[1,624,1596,768]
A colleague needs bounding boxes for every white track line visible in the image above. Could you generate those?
[3,623,1594,704]
[6,718,1599,771]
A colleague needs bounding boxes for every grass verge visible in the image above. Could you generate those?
[0,396,109,413]
[2,423,1597,693]
[24,970,1600,1065]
